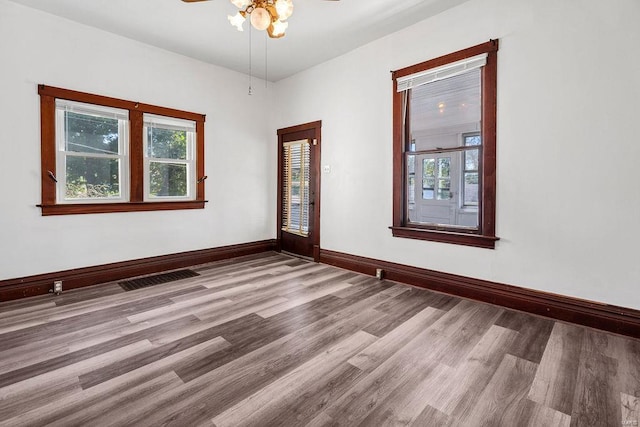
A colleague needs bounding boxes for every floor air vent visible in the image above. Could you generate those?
[119,269,200,291]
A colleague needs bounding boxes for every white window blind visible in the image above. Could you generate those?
[282,139,310,236]
[396,53,487,92]
[55,99,129,121]
[143,114,196,132]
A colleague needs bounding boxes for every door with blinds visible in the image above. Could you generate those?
[277,121,321,260]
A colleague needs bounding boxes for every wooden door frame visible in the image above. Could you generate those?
[276,120,322,261]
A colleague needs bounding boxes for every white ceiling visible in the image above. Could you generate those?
[7,0,471,82]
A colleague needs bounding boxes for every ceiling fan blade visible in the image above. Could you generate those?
[182,0,338,2]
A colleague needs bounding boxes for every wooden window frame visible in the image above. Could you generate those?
[38,85,207,215]
[390,40,499,249]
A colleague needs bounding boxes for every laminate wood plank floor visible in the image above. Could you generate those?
[0,252,638,427]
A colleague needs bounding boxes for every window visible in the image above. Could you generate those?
[462,133,481,207]
[144,114,196,201]
[55,100,129,203]
[38,85,206,215]
[281,139,310,236]
[391,40,499,249]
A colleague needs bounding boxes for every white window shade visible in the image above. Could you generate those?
[396,54,487,92]
[55,99,129,121]
[144,114,196,132]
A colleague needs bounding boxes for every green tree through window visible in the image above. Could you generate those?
[147,128,188,197]
[145,115,195,199]
[63,110,123,199]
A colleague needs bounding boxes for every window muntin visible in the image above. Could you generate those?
[55,100,129,203]
[143,114,196,201]
[391,40,498,248]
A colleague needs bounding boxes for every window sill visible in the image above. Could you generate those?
[38,200,207,216]
[390,226,498,249]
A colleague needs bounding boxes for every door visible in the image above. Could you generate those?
[277,121,321,260]
[412,153,459,225]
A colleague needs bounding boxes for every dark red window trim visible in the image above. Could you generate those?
[37,85,207,215]
[391,40,499,249]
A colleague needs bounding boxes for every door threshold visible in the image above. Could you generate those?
[281,251,316,263]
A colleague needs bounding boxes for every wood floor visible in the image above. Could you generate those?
[0,252,638,427]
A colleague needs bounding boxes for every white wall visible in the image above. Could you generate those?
[274,0,640,309]
[3,0,639,311]
[0,0,276,280]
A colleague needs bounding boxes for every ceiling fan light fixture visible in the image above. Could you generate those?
[250,7,272,31]
[220,0,339,39]
[228,11,246,31]
[230,0,252,8]
[270,19,288,37]
[275,0,293,20]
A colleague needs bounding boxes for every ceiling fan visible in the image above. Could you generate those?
[182,0,339,38]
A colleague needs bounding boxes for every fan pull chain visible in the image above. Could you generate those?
[265,31,268,88]
[248,25,253,95]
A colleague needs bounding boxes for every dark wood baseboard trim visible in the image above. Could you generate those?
[319,249,640,339]
[0,240,277,302]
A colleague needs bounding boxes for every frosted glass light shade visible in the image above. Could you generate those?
[275,0,293,20]
[271,19,288,37]
[228,12,246,31]
[250,7,271,30]
[230,0,251,8]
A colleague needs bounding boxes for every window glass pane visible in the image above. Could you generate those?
[422,178,435,200]
[464,172,479,205]
[408,176,415,204]
[144,115,196,201]
[64,112,119,155]
[410,150,478,227]
[438,157,450,178]
[465,149,479,170]
[437,179,451,200]
[422,158,436,200]
[147,127,187,160]
[423,159,435,177]
[422,189,435,200]
[464,135,482,146]
[149,162,188,197]
[407,73,480,223]
[410,69,481,151]
[65,156,120,199]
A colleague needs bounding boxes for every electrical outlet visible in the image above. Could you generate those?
[375,269,384,280]
[53,280,63,295]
